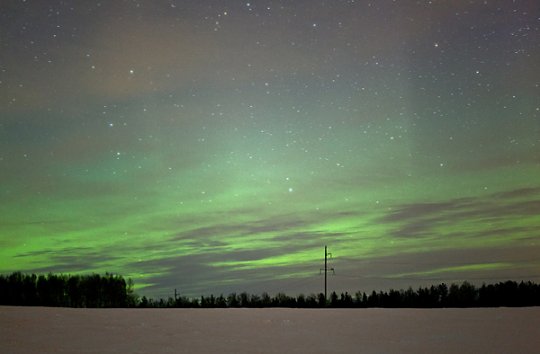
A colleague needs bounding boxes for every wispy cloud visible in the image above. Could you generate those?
[380,187,540,239]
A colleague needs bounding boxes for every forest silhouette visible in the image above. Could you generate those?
[2,272,540,308]
[0,272,137,308]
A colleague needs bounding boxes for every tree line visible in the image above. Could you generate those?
[0,272,137,307]
[140,280,540,308]
[1,272,539,308]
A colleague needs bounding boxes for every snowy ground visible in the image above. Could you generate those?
[1,306,539,353]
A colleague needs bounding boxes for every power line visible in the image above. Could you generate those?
[320,245,335,301]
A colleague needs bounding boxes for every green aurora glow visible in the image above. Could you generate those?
[1,1,539,298]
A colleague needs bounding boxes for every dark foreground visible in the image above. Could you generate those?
[1,306,539,353]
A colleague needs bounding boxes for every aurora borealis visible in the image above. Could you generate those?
[1,1,539,298]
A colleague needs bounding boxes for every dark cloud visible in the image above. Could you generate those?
[382,200,468,223]
[335,244,540,286]
[124,227,345,297]
[17,247,120,275]
[168,208,360,245]
[381,186,540,239]
[492,187,540,200]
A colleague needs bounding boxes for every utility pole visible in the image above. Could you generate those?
[320,245,335,302]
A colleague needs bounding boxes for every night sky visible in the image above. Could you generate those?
[1,1,539,298]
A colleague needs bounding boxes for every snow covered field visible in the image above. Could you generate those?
[2,306,539,353]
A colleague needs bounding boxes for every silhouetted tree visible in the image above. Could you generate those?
[305,294,318,307]
[317,292,326,307]
[260,292,271,307]
[249,294,261,307]
[216,294,227,307]
[227,293,239,307]
[296,294,306,307]
[239,292,250,307]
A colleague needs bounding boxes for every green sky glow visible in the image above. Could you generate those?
[1,1,539,298]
